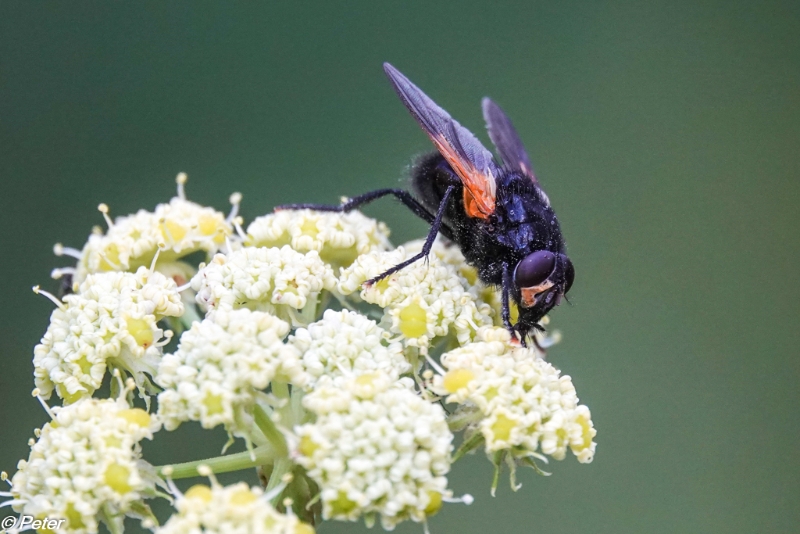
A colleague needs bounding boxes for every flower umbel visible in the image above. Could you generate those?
[154,480,314,534]
[288,309,410,386]
[8,389,160,534]
[295,373,455,529]
[246,209,391,269]
[192,246,337,327]
[9,177,597,533]
[156,308,308,444]
[33,267,184,402]
[61,175,235,284]
[433,327,597,483]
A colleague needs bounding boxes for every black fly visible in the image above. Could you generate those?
[276,63,574,345]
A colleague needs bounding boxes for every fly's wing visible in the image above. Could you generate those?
[482,97,537,184]
[384,62,498,219]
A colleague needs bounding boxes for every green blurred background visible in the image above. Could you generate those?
[2,1,798,533]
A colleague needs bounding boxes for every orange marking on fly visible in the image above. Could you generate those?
[520,280,555,308]
[431,134,496,219]
[462,189,487,219]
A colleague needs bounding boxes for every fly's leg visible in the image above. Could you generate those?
[364,185,456,286]
[501,263,526,347]
[275,188,437,226]
[501,262,513,331]
[531,334,546,353]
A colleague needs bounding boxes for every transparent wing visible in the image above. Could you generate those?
[384,62,498,218]
[482,97,536,183]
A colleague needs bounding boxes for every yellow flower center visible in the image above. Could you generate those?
[185,484,213,502]
[118,408,151,428]
[99,243,121,271]
[74,355,93,375]
[299,435,319,457]
[319,245,359,268]
[491,413,517,442]
[65,503,84,529]
[161,219,187,244]
[575,413,594,450]
[203,392,224,415]
[461,266,479,286]
[230,487,258,505]
[352,372,381,399]
[294,523,316,534]
[424,490,443,516]
[56,385,85,404]
[104,463,133,494]
[34,514,56,534]
[300,219,320,238]
[104,436,122,448]
[442,369,474,393]
[330,491,358,515]
[198,214,221,236]
[399,301,427,338]
[355,372,378,387]
[126,317,154,348]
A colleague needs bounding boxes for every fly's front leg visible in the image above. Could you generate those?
[501,262,525,347]
[275,188,436,225]
[364,185,456,286]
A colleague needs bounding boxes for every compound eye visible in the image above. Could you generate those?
[563,257,575,293]
[514,251,556,288]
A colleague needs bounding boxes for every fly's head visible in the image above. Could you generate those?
[513,250,574,336]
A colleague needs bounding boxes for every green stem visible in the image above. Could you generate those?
[266,458,293,505]
[101,505,123,534]
[290,385,306,425]
[490,451,505,497]
[272,381,290,402]
[447,409,482,432]
[521,455,552,477]
[452,431,485,462]
[271,380,296,429]
[179,302,203,330]
[300,295,319,324]
[254,403,289,457]
[155,446,276,479]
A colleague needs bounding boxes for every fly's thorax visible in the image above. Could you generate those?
[491,178,564,253]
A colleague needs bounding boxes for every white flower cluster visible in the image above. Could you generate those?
[9,397,160,534]
[338,245,493,352]
[156,309,307,440]
[154,482,314,534]
[14,180,598,533]
[192,246,337,326]
[433,327,597,463]
[288,309,409,386]
[73,191,233,284]
[404,238,482,291]
[246,209,391,268]
[294,372,453,529]
[33,267,184,402]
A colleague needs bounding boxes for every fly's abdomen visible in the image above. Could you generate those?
[410,153,459,210]
[410,152,467,229]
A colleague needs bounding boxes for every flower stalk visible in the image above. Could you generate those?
[155,446,277,480]
[253,404,289,458]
